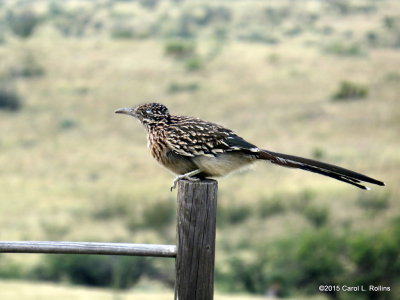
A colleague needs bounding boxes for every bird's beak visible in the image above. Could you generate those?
[115,107,135,116]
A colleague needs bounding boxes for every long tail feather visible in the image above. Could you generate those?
[257,150,385,190]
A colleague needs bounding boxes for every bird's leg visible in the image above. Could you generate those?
[170,169,201,191]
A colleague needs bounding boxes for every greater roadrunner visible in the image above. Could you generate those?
[115,103,384,190]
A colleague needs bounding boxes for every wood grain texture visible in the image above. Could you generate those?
[175,179,218,300]
[0,241,176,257]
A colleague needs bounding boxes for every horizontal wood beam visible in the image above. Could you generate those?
[0,241,176,258]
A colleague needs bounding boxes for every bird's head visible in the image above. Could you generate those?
[115,103,170,127]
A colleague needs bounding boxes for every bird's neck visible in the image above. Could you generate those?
[143,119,168,133]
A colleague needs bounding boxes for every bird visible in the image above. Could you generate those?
[115,102,385,191]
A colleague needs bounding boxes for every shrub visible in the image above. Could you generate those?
[217,203,252,227]
[332,81,368,101]
[347,217,400,299]
[10,52,45,78]
[218,227,345,296]
[165,40,195,59]
[0,256,23,279]
[383,16,398,31]
[284,26,303,37]
[0,85,22,111]
[171,5,231,38]
[111,24,134,39]
[357,191,390,213]
[167,82,199,94]
[53,11,92,37]
[264,7,290,26]
[185,56,203,71]
[59,119,77,130]
[257,195,286,219]
[218,253,269,293]
[292,229,344,295]
[324,41,365,57]
[48,1,64,17]
[365,31,379,46]
[91,192,133,220]
[141,199,175,229]
[6,10,39,38]
[291,189,316,211]
[320,26,334,36]
[384,72,400,82]
[312,147,325,159]
[139,0,160,10]
[32,255,152,289]
[302,204,329,227]
[0,32,5,45]
[237,29,280,45]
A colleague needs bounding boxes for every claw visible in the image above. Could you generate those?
[170,170,201,191]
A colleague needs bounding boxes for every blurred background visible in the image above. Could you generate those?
[0,0,399,299]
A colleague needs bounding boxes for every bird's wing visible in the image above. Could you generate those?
[165,116,256,157]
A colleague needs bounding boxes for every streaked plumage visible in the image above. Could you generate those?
[115,103,385,190]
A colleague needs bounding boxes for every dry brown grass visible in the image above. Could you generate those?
[0,0,398,297]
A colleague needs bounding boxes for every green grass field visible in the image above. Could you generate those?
[0,0,399,299]
[3,279,317,300]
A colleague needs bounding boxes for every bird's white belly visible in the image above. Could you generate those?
[193,152,254,177]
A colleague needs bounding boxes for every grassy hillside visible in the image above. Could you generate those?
[3,279,327,300]
[0,0,399,299]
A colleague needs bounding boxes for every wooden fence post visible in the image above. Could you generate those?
[175,179,218,300]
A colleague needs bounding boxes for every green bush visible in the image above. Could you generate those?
[139,0,160,10]
[365,31,379,46]
[302,204,329,227]
[237,29,280,45]
[383,16,399,31]
[171,5,231,38]
[357,191,390,213]
[347,217,400,300]
[0,32,5,45]
[284,26,303,37]
[263,7,290,26]
[141,199,175,229]
[312,147,325,159]
[324,41,365,57]
[185,56,203,71]
[218,227,345,296]
[91,192,133,221]
[217,253,269,294]
[6,10,39,38]
[167,81,199,94]
[10,53,45,78]
[384,72,400,82]
[293,229,344,295]
[32,255,152,289]
[0,256,23,279]
[53,11,92,37]
[0,85,22,111]
[111,24,134,39]
[59,119,77,130]
[257,195,286,219]
[217,203,252,227]
[332,81,368,101]
[165,40,195,59]
[48,1,64,18]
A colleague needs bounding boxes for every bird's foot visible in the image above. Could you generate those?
[170,170,201,191]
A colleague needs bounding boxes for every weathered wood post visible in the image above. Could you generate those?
[175,179,218,300]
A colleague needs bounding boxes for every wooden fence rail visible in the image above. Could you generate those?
[0,241,176,257]
[0,179,218,300]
